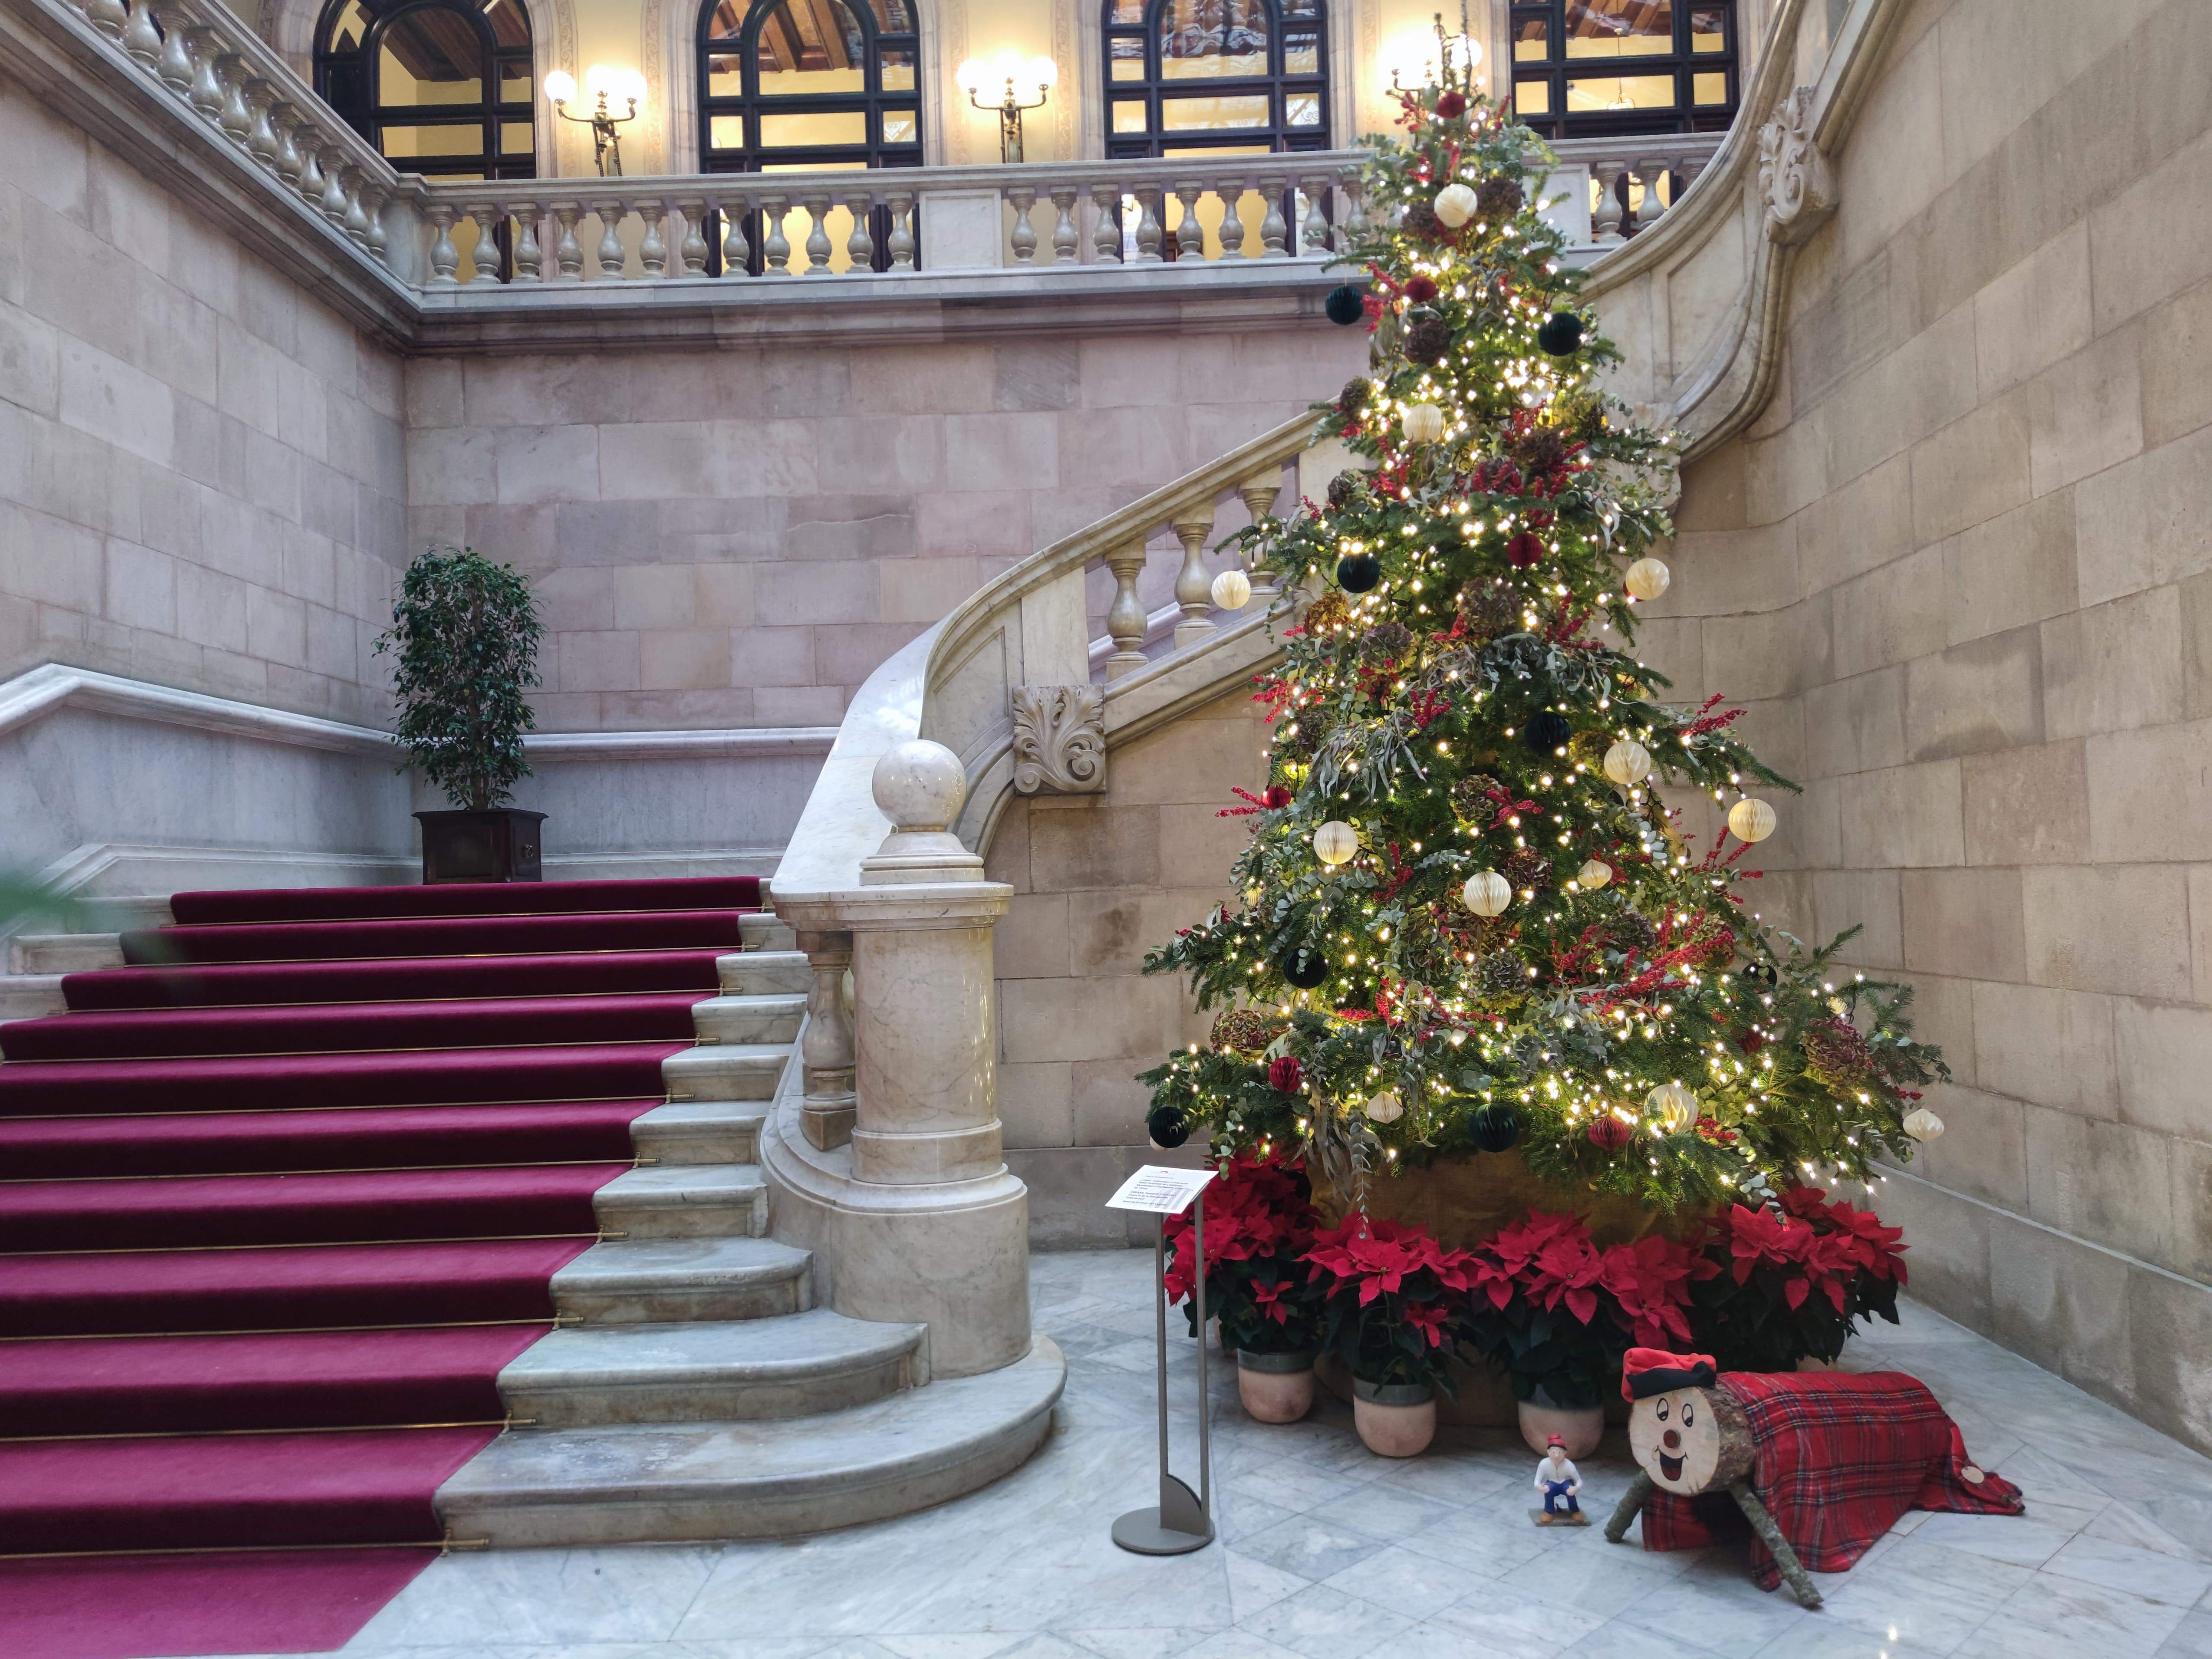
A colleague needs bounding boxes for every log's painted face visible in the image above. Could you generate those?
[1630,1386,1723,1494]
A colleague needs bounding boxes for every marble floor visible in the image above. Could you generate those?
[201,1249,2212,1659]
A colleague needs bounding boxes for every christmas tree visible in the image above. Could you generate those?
[1141,53,1946,1219]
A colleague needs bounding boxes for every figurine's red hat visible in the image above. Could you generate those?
[1545,1433,1566,1448]
[1621,1346,1717,1401]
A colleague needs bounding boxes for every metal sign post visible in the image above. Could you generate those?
[1104,1163,1218,1555]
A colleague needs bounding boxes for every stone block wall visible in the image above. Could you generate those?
[401,332,1363,733]
[0,74,408,730]
[1653,0,2212,1451]
[987,686,1274,1245]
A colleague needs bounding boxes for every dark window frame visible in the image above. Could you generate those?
[695,0,925,175]
[1508,0,1737,139]
[1102,0,1332,160]
[314,0,537,181]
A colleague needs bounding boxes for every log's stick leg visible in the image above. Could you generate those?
[1729,1480,1823,1609]
[1604,1471,1653,1543]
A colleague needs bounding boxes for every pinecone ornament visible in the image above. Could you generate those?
[1502,849,1553,891]
[1401,200,1444,241]
[1451,773,1503,822]
[1304,591,1351,633]
[1335,377,1373,419]
[1403,306,1452,365]
[1210,1009,1282,1054]
[1326,471,1373,512]
[1608,911,1659,954]
[1360,620,1413,664]
[1508,425,1570,480]
[1475,950,1529,996]
[1475,176,1524,222]
[1803,1017,1876,1090]
[1456,578,1520,643]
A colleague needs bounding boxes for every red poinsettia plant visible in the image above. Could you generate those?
[1162,1151,1324,1356]
[1684,1185,1908,1370]
[1304,1213,1480,1391]
[1462,1211,1704,1408]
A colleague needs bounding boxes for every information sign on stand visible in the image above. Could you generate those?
[1104,1163,1219,1555]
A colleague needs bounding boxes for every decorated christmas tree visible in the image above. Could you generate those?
[1141,51,1947,1222]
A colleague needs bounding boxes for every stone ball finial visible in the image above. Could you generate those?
[872,739,967,833]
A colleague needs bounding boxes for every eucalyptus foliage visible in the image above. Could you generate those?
[375,546,543,811]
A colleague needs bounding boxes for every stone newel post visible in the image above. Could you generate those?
[844,741,1011,1186]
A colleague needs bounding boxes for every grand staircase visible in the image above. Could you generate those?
[0,876,1059,1570]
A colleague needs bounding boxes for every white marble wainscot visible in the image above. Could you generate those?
[285,1249,2212,1659]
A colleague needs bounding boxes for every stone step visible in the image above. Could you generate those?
[631,1100,769,1166]
[660,1043,787,1102]
[740,912,798,952]
[497,1308,925,1428]
[10,934,124,975]
[437,1336,1066,1546]
[0,974,67,1021]
[718,949,808,996]
[593,1165,767,1240]
[551,1236,812,1325]
[691,993,805,1046]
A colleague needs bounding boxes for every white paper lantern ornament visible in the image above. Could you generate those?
[1364,1090,1405,1124]
[1646,1081,1697,1134]
[1603,739,1652,786]
[1903,1107,1945,1142]
[1433,182,1478,229]
[1461,871,1512,916]
[1624,557,1671,602]
[1211,568,1252,611]
[1727,798,1777,843]
[1402,403,1446,444]
[1576,858,1612,890]
[1313,820,1359,866]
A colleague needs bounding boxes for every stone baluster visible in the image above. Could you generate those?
[85,0,127,39]
[295,132,324,207]
[1007,184,1038,264]
[340,170,372,246]
[1103,540,1150,679]
[215,53,251,143]
[844,191,875,271]
[359,181,388,263]
[797,931,857,1150]
[636,198,667,277]
[467,201,503,283]
[425,202,460,284]
[1676,152,1709,197]
[511,202,543,281]
[1216,179,1247,259]
[1634,159,1670,231]
[1171,179,1202,259]
[551,202,584,280]
[801,194,833,273]
[154,6,193,92]
[1592,159,1627,242]
[884,190,915,271]
[121,0,162,67]
[1257,175,1289,258]
[1090,184,1122,263]
[593,198,625,277]
[717,196,751,275]
[1133,188,1164,264]
[244,80,279,169]
[270,105,303,187]
[760,196,791,275]
[1237,471,1285,599]
[1297,175,1331,254]
[1049,187,1079,264]
[1170,502,1218,648]
[184,28,222,120]
[676,200,707,276]
[317,145,351,221]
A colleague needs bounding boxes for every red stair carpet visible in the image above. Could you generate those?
[0,876,759,1659]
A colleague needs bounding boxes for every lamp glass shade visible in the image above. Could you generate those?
[543,69,577,103]
[1027,56,1059,90]
[955,57,987,95]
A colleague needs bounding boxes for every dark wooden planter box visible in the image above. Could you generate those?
[415,809,546,884]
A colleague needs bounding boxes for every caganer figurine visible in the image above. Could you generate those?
[1533,1433,1586,1526]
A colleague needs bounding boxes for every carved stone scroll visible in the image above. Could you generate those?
[1011,684,1107,795]
[1756,86,1837,247]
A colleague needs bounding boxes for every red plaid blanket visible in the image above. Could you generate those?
[1639,1370,2023,1589]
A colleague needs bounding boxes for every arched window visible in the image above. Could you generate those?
[696,0,923,173]
[315,0,536,179]
[1510,0,1737,138]
[1103,0,1328,159]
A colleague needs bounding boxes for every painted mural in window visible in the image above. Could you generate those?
[315,0,536,179]
[1510,0,1736,137]
[1104,0,1329,158]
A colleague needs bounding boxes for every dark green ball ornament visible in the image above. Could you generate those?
[1146,1105,1192,1149]
[1325,284,1366,326]
[1525,710,1572,753]
[1335,553,1381,593]
[1281,944,1330,988]
[1537,312,1585,356]
[1471,1103,1521,1153]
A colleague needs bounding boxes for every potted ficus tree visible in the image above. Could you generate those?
[376,546,547,884]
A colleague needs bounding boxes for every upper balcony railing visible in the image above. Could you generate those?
[28,0,1719,311]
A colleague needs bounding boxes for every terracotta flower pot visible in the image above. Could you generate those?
[1518,1389,1603,1458]
[1236,1351,1316,1423]
[1352,1378,1437,1457]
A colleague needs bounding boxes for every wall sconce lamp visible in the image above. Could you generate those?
[957,53,1057,163]
[546,66,646,177]
[1387,8,1483,93]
